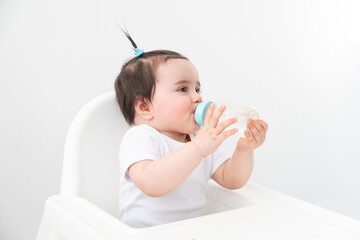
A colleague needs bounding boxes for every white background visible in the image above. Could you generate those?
[1,0,359,239]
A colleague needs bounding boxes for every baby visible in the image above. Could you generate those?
[114,31,268,228]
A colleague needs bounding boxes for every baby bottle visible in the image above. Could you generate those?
[195,101,259,138]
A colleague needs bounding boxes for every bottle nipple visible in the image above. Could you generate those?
[195,101,214,126]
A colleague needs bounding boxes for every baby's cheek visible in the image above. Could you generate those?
[172,101,190,118]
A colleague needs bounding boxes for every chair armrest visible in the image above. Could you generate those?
[205,180,260,209]
[36,195,141,240]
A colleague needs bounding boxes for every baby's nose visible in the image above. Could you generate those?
[193,93,202,103]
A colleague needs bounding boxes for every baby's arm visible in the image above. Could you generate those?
[128,103,238,197]
[128,142,203,197]
[212,119,268,189]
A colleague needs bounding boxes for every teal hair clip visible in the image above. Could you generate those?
[134,48,144,57]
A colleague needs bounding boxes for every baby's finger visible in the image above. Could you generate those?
[203,103,215,126]
[248,119,261,142]
[258,120,268,132]
[253,120,267,143]
[252,119,263,132]
[209,105,226,128]
[215,117,237,135]
[244,129,254,142]
[219,128,238,141]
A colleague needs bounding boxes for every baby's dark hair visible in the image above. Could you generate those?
[114,30,188,125]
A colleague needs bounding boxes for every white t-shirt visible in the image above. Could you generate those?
[117,124,229,228]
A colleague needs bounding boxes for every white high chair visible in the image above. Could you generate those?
[37,92,360,240]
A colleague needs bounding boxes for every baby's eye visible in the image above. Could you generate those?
[178,87,187,92]
[196,88,201,93]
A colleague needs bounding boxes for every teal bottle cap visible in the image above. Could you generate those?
[195,101,214,126]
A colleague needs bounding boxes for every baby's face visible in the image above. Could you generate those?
[150,59,202,141]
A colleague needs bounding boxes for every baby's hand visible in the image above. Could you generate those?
[192,103,238,157]
[237,119,268,151]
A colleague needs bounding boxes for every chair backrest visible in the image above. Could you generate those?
[60,92,130,216]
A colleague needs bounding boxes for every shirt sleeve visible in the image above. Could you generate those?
[119,126,160,177]
[210,147,230,177]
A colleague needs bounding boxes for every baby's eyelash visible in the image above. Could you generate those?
[178,87,187,92]
[178,87,201,93]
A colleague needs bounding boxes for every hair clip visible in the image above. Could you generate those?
[134,48,144,57]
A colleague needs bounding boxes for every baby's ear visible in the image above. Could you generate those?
[134,97,153,120]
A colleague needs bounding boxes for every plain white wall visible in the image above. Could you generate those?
[1,0,359,239]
